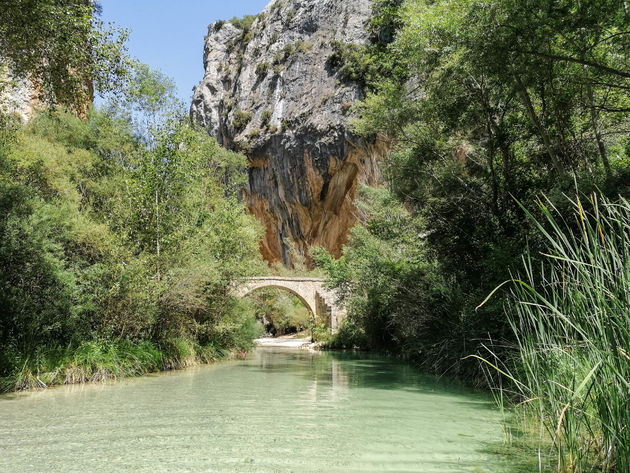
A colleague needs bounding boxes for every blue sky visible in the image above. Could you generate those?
[99,0,270,103]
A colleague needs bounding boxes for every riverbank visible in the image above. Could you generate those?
[0,339,251,393]
[2,334,329,393]
[254,333,315,348]
[1,334,324,393]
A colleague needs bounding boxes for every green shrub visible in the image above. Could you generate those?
[247,128,262,140]
[232,110,253,131]
[311,324,334,345]
[326,41,372,85]
[261,109,272,128]
[272,40,313,66]
[294,40,312,54]
[255,62,269,77]
[328,321,369,349]
[228,14,258,32]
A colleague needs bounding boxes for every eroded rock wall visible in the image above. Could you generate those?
[191,0,385,266]
[0,65,40,122]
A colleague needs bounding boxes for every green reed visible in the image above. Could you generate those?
[479,193,629,472]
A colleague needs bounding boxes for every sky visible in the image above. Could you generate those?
[98,0,270,104]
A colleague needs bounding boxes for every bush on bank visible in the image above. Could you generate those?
[0,107,265,392]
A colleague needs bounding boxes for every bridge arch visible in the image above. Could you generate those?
[238,284,316,317]
[233,277,346,331]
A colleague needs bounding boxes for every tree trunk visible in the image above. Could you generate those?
[155,188,161,282]
[513,73,564,174]
[584,68,611,175]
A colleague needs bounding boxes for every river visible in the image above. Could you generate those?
[0,348,507,472]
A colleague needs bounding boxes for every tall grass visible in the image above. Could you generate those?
[1,341,164,392]
[0,338,242,393]
[483,193,629,472]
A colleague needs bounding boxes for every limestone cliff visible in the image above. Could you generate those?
[0,66,40,122]
[191,0,385,266]
[0,63,91,122]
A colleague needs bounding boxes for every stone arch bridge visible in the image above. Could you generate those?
[233,277,346,331]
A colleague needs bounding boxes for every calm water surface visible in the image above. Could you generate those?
[0,348,506,472]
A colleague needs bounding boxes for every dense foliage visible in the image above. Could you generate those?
[246,288,312,336]
[316,1,629,470]
[314,187,458,363]
[0,106,265,390]
[0,2,269,390]
[321,0,629,369]
[0,0,130,111]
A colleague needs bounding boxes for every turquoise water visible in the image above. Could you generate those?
[0,348,506,472]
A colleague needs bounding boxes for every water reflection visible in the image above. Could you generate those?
[0,347,506,473]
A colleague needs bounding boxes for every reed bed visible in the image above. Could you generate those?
[480,193,629,472]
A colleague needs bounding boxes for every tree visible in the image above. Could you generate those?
[325,0,630,380]
[0,0,131,111]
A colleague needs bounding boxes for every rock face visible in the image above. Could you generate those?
[0,66,39,122]
[191,0,384,266]
[0,63,90,122]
